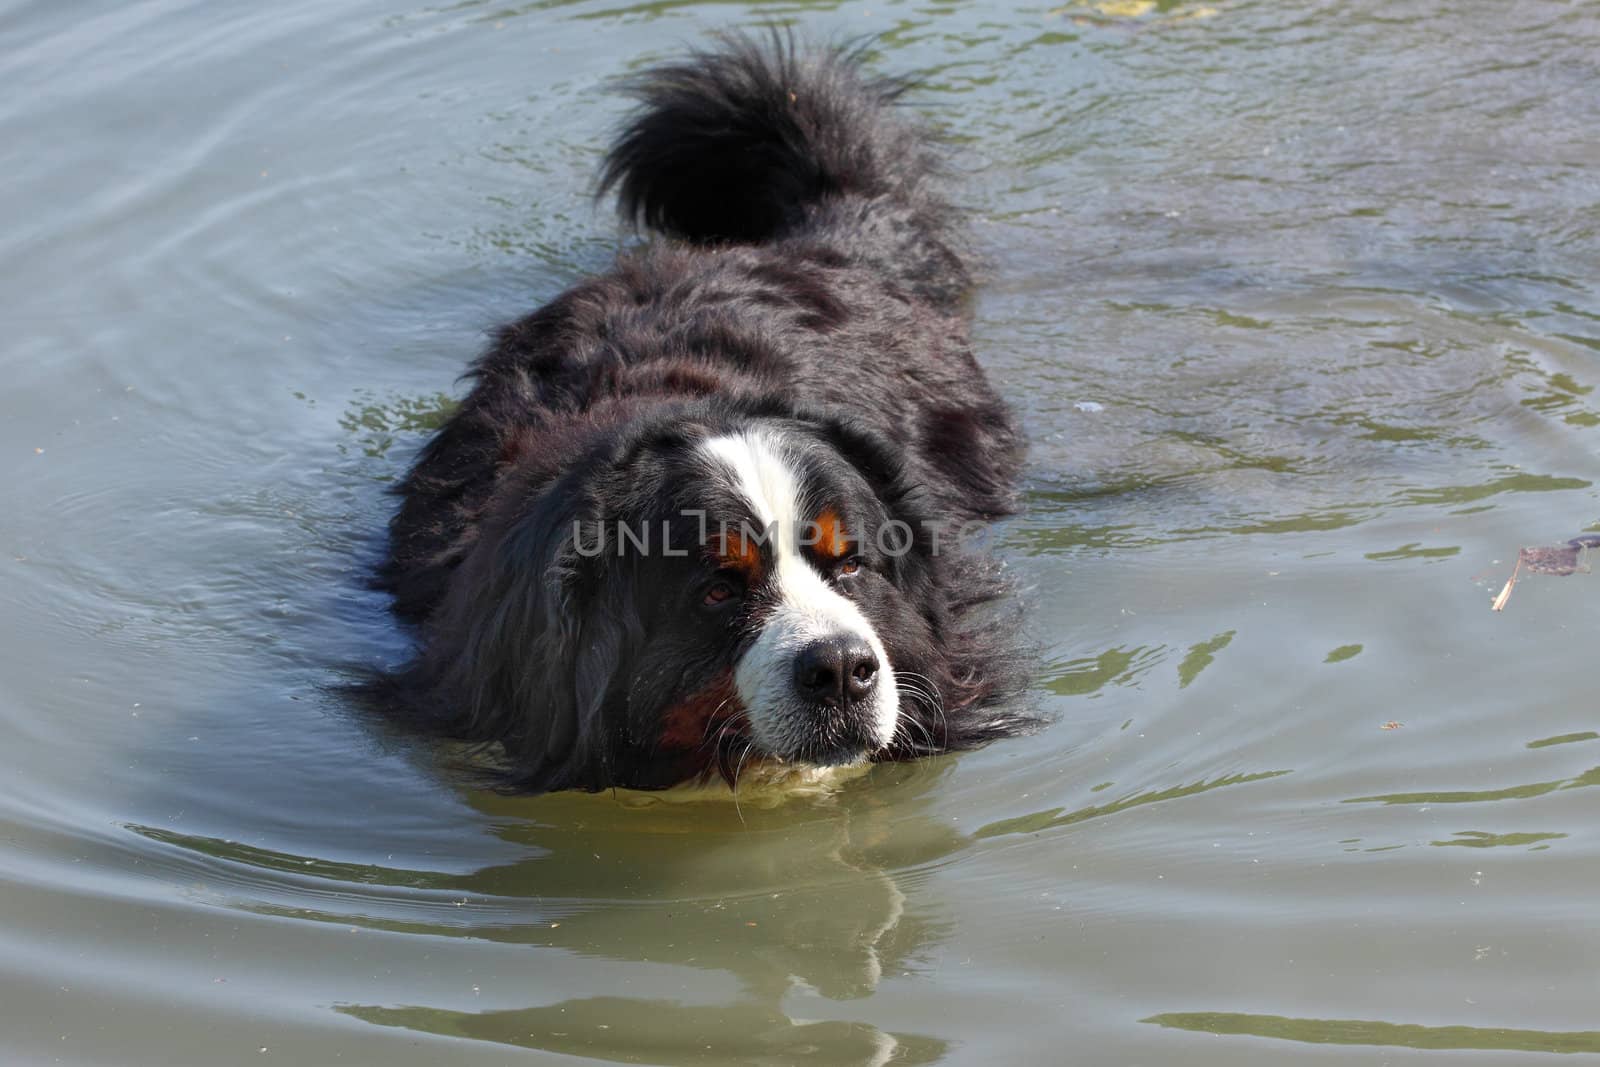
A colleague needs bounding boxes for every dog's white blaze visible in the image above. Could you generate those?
[700,430,899,760]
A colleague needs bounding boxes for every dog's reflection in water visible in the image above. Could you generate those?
[337,768,966,1065]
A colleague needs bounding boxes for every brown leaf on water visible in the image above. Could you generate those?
[1517,533,1600,576]
[1491,534,1600,613]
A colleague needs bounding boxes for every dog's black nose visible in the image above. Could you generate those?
[793,636,879,707]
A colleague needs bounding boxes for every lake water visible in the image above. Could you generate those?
[4,0,1599,1063]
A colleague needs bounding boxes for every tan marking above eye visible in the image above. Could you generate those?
[808,507,849,561]
[711,528,763,582]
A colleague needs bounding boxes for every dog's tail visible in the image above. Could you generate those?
[599,32,952,250]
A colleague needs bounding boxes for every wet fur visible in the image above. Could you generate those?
[361,33,1039,794]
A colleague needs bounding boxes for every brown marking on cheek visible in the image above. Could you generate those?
[658,670,744,752]
[711,528,764,583]
[809,506,850,561]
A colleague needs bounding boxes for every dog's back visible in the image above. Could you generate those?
[381,35,1019,623]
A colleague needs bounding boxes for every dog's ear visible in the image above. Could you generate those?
[483,501,614,792]
[801,410,907,498]
[391,465,635,794]
[800,402,1020,525]
[799,410,939,578]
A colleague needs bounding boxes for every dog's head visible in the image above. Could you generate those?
[400,404,1025,793]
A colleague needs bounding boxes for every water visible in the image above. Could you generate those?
[3,0,1599,1062]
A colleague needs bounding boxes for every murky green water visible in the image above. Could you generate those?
[4,0,1599,1063]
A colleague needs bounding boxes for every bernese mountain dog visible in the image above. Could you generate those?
[365,33,1040,794]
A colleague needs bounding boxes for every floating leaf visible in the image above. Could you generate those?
[1517,534,1600,576]
[1490,533,1600,613]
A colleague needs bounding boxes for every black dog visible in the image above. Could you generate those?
[367,34,1038,794]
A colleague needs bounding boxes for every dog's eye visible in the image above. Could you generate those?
[702,578,740,608]
[837,556,862,577]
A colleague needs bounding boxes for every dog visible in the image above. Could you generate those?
[365,33,1039,794]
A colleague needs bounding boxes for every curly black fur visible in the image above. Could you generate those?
[362,33,1041,794]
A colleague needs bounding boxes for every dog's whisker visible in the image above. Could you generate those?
[699,695,736,746]
[730,739,757,826]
